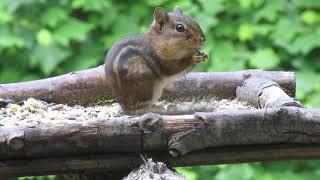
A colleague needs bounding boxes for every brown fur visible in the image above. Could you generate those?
[104,6,207,114]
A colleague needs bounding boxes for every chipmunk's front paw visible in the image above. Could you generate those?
[192,51,208,63]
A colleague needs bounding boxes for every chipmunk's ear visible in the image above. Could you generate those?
[174,6,183,15]
[154,7,168,31]
[154,7,168,30]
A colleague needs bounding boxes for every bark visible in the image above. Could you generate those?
[0,107,320,177]
[0,67,295,105]
[2,144,320,177]
[236,77,302,108]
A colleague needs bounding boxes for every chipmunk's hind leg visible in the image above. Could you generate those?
[116,57,157,115]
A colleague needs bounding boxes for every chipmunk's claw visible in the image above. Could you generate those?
[192,51,208,63]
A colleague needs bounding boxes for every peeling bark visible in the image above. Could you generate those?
[236,77,302,108]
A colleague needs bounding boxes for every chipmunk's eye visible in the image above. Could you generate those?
[176,24,185,32]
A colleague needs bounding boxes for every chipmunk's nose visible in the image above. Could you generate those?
[199,36,206,42]
[198,35,206,45]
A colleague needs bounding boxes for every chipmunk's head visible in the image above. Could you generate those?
[147,6,206,60]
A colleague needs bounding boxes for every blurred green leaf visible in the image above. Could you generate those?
[199,0,224,16]
[0,6,12,23]
[296,71,320,94]
[238,23,255,41]
[270,18,302,53]
[216,164,255,180]
[254,0,284,22]
[71,0,111,11]
[36,29,53,46]
[301,10,319,25]
[292,32,320,54]
[0,0,37,12]
[144,0,168,6]
[30,44,70,75]
[238,0,264,8]
[112,16,140,35]
[292,0,320,8]
[306,93,320,108]
[53,18,93,46]
[195,13,217,33]
[40,7,68,27]
[175,167,198,180]
[0,36,25,48]
[249,48,280,69]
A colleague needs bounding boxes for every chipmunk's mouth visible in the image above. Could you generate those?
[195,43,205,49]
[192,47,204,52]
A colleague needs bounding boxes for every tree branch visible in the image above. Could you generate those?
[0,67,296,105]
[2,144,320,177]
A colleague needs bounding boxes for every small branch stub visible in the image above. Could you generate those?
[236,77,302,108]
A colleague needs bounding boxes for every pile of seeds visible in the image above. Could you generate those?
[0,98,121,127]
[0,98,254,127]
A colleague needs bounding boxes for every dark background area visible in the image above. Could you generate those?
[0,0,320,179]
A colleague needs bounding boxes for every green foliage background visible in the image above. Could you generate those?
[0,0,319,179]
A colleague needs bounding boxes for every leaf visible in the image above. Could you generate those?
[254,0,284,22]
[215,19,239,38]
[292,32,320,54]
[53,18,93,46]
[30,44,71,75]
[99,8,117,29]
[206,40,246,71]
[198,0,224,16]
[36,29,53,46]
[254,24,273,35]
[65,43,104,71]
[216,164,256,180]
[296,71,320,93]
[0,66,25,83]
[144,0,169,6]
[175,167,198,180]
[301,10,319,25]
[270,18,302,53]
[194,13,218,33]
[238,23,255,41]
[40,7,68,27]
[238,0,264,8]
[292,0,320,8]
[112,16,140,35]
[0,0,36,12]
[0,35,25,48]
[307,93,320,108]
[292,57,320,71]
[0,6,12,23]
[71,0,111,12]
[249,48,280,69]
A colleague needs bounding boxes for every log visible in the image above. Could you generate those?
[0,107,320,177]
[0,67,295,105]
[2,144,320,177]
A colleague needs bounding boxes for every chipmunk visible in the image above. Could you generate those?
[105,6,208,115]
